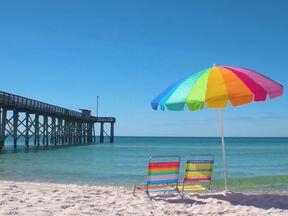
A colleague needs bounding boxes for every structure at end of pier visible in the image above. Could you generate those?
[0,91,116,150]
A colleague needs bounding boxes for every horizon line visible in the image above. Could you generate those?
[114,135,288,138]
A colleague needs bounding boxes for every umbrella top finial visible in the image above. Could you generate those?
[213,63,216,67]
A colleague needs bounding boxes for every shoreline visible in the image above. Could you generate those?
[2,174,288,193]
[0,180,288,215]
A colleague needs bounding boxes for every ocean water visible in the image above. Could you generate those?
[0,136,287,192]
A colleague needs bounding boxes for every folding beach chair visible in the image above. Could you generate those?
[133,155,181,196]
[178,154,214,192]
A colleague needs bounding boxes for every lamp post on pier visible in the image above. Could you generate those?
[96,96,99,117]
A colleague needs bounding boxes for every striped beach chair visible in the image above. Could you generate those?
[178,154,214,192]
[133,155,181,196]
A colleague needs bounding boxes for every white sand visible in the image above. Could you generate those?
[0,180,287,216]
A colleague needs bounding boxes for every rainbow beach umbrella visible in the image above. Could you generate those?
[151,65,284,191]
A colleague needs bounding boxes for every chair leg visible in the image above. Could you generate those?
[207,182,212,192]
[133,185,137,196]
[176,187,185,199]
[146,189,150,197]
[133,185,151,198]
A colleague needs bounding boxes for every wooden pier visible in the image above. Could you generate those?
[0,91,116,150]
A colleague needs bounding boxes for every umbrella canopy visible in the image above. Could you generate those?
[151,65,284,191]
[151,66,283,111]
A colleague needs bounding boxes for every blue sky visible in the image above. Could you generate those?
[0,1,287,137]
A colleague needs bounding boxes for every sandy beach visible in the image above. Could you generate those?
[0,180,287,216]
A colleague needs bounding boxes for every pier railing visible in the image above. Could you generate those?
[0,91,115,123]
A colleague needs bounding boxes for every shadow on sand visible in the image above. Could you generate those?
[194,192,288,210]
[147,191,288,210]
[149,193,205,206]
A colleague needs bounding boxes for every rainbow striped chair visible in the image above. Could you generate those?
[178,154,214,192]
[133,155,181,196]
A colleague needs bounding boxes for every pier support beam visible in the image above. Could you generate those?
[73,121,77,144]
[51,117,56,145]
[76,121,81,144]
[58,118,62,145]
[0,109,7,150]
[82,122,86,144]
[100,122,104,144]
[64,119,67,144]
[88,123,93,143]
[43,115,48,145]
[34,114,40,146]
[13,110,19,149]
[92,123,96,143]
[110,122,114,143]
[58,119,62,145]
[25,112,29,147]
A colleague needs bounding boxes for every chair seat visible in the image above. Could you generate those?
[177,184,207,191]
[136,185,178,193]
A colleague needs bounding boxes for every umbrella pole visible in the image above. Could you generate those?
[219,109,228,191]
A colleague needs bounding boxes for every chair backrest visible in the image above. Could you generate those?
[147,155,180,185]
[184,154,214,183]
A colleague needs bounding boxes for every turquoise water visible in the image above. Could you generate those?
[0,137,287,191]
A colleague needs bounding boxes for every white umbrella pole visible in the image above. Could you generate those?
[219,109,228,191]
